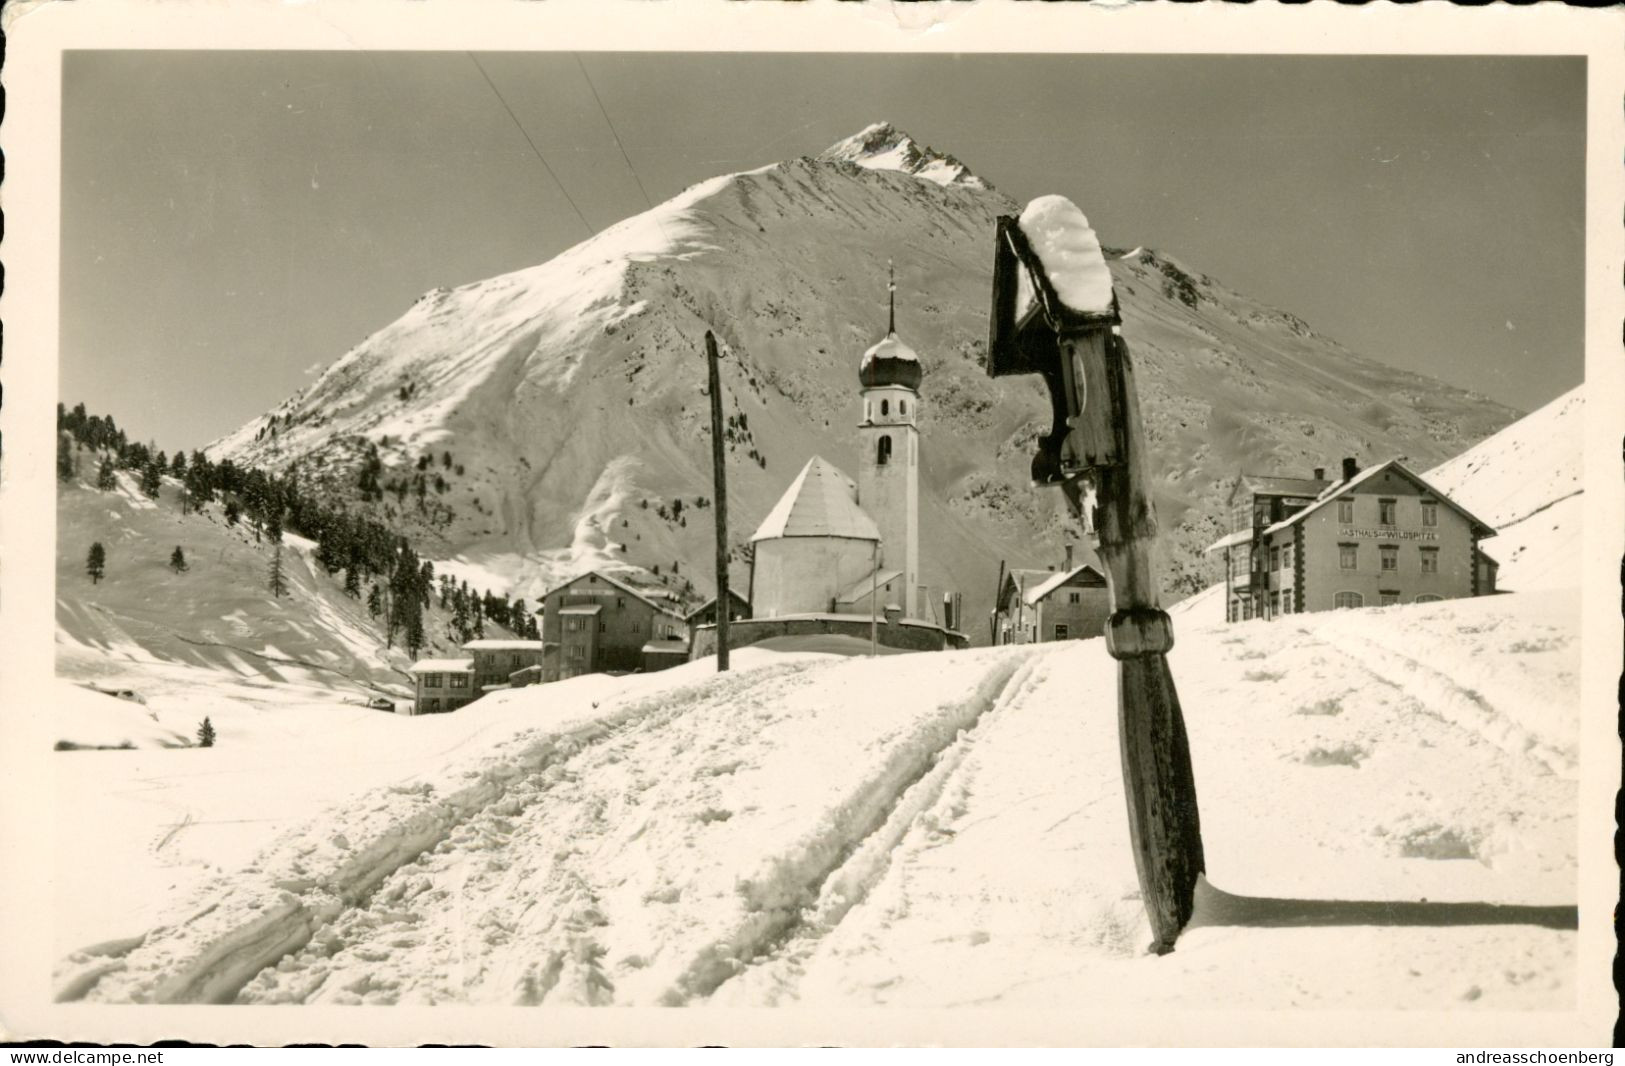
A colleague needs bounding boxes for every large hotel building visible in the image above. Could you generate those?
[1206,457,1498,623]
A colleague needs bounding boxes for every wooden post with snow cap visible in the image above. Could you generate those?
[705,330,730,672]
[987,195,1205,954]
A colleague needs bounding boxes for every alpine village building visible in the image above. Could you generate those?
[539,570,690,680]
[990,545,1111,645]
[1206,456,1498,622]
[405,637,551,716]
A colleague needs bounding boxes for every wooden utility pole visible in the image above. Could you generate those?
[704,331,730,672]
[987,203,1204,953]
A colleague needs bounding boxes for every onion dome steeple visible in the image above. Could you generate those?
[858,260,924,391]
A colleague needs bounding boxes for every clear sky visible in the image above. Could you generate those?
[60,51,1586,455]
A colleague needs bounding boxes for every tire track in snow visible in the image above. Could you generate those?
[1319,629,1574,780]
[70,660,821,1005]
[658,654,1035,1005]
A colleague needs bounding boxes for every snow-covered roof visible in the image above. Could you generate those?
[1016,196,1114,317]
[462,639,549,651]
[835,568,903,605]
[1262,459,1497,539]
[408,658,474,674]
[1023,564,1107,606]
[559,604,604,615]
[683,590,751,622]
[541,570,689,621]
[1236,474,1331,499]
[1203,529,1252,555]
[641,638,690,655]
[751,457,881,543]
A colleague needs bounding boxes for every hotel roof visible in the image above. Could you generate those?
[408,658,474,674]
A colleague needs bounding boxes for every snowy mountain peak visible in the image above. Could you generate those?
[819,122,988,190]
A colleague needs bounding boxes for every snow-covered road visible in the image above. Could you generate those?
[58,590,1579,1010]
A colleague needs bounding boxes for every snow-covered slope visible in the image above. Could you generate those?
[1426,385,1583,591]
[58,587,1578,1012]
[54,460,529,720]
[208,125,1518,635]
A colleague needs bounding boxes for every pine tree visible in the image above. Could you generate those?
[140,461,162,499]
[86,542,107,584]
[367,583,385,618]
[344,565,362,599]
[57,435,77,481]
[96,457,117,491]
[169,546,189,573]
[225,499,241,527]
[269,545,288,598]
[196,716,216,748]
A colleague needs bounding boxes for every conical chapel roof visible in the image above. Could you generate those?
[750,457,880,543]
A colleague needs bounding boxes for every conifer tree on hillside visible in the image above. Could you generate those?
[170,451,187,477]
[57,435,77,481]
[86,542,107,584]
[225,499,241,527]
[140,461,162,499]
[367,583,385,618]
[269,545,288,598]
[344,565,362,599]
[169,546,189,573]
[196,716,216,748]
[96,457,117,492]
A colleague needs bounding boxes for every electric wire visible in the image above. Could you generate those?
[467,52,595,238]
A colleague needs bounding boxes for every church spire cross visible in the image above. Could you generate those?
[887,259,896,336]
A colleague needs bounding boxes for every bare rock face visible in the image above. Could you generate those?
[210,126,1517,638]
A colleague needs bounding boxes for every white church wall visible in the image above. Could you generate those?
[752,536,879,617]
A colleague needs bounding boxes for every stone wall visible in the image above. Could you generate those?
[690,614,967,659]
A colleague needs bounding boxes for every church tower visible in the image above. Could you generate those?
[857,262,922,618]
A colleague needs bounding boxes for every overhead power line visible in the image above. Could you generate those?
[574,53,656,213]
[468,53,595,238]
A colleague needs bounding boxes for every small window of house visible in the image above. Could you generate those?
[449,674,468,689]
[1422,501,1438,527]
[1282,543,1293,569]
[425,673,442,689]
[1420,548,1439,573]
[1270,546,1281,571]
[1380,591,1401,607]
[1334,591,1363,610]
[1280,597,1292,616]
[1380,545,1398,571]
[1338,498,1355,523]
[1379,499,1396,525]
[877,435,892,465]
[1068,592,1081,604]
[1053,624,1069,641]
[1270,590,1280,615]
[1339,543,1357,570]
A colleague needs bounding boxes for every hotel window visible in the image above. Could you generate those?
[1068,592,1081,604]
[1420,548,1439,573]
[617,597,625,609]
[599,620,607,633]
[1241,600,1254,621]
[1282,543,1293,569]
[877,435,892,466]
[1334,591,1363,610]
[1338,498,1354,523]
[569,646,584,661]
[1270,546,1281,571]
[1280,597,1292,616]
[566,617,582,632]
[1339,543,1358,570]
[1379,499,1396,526]
[1422,501,1438,527]
[1053,624,1069,641]
[1380,545,1398,571]
[449,674,468,689]
[1380,591,1401,607]
[1270,590,1281,615]
[510,653,522,668]
[632,621,641,634]
[424,673,443,689]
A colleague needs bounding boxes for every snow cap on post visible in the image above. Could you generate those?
[1016,195,1115,322]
